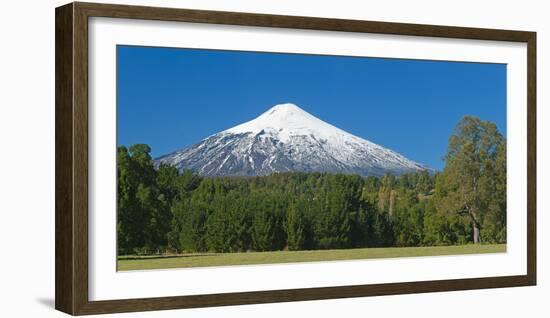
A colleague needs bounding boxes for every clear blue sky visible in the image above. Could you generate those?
[117,45,506,170]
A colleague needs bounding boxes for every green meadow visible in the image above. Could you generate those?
[118,244,505,271]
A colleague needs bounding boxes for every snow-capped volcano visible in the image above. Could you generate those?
[155,103,430,177]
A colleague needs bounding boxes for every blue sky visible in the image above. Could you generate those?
[117,45,506,170]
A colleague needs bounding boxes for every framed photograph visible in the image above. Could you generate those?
[55,2,536,315]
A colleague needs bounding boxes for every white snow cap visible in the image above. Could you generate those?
[225,103,361,144]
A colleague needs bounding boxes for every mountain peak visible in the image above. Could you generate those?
[260,103,307,117]
[256,103,317,124]
[224,103,343,143]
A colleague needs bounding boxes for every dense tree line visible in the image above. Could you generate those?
[117,116,506,255]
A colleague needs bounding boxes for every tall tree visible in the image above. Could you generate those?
[435,116,505,244]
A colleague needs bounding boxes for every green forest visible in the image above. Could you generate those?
[117,116,506,255]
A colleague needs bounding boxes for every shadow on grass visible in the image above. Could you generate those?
[118,254,218,261]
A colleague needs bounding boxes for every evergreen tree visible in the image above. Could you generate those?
[286,200,307,250]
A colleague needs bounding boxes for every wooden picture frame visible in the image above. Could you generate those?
[55,2,536,315]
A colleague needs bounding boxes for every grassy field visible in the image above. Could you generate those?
[117,244,505,271]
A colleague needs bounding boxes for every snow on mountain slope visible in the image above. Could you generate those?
[155,103,430,177]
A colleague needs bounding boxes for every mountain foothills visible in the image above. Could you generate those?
[117,114,506,255]
[156,103,429,177]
